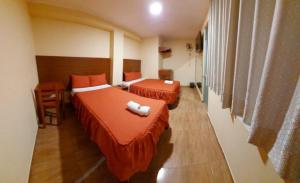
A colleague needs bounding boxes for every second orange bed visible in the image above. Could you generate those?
[129,79,180,105]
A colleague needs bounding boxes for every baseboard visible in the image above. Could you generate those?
[195,83,203,101]
[27,121,39,182]
[206,112,237,183]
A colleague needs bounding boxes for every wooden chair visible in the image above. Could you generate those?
[36,83,62,128]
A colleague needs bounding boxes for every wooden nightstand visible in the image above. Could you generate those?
[159,69,173,80]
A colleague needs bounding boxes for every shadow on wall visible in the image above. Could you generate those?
[163,48,195,70]
[229,115,268,164]
[161,41,196,73]
[161,41,197,85]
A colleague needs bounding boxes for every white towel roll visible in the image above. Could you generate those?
[139,106,151,116]
[164,80,174,84]
[127,101,151,116]
[127,101,141,114]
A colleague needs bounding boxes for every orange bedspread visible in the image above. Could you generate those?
[73,87,169,181]
[129,79,180,104]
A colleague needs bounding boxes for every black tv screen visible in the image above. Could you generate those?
[195,32,203,53]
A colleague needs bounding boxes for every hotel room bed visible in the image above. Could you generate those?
[123,78,181,105]
[72,86,169,181]
[122,59,180,105]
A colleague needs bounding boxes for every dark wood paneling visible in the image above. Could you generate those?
[123,59,141,72]
[123,59,141,81]
[159,69,174,80]
[36,56,111,89]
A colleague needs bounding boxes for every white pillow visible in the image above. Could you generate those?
[72,84,111,94]
[121,78,146,88]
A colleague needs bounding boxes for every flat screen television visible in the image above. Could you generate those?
[195,32,203,53]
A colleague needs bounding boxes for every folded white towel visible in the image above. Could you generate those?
[164,80,174,84]
[139,106,151,116]
[127,101,151,116]
[127,101,140,113]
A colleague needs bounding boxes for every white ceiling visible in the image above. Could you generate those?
[28,0,209,39]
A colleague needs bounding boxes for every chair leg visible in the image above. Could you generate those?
[56,105,61,125]
[60,91,66,119]
[39,107,46,128]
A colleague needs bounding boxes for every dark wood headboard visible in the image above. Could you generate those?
[123,59,141,81]
[36,56,111,89]
[123,59,141,72]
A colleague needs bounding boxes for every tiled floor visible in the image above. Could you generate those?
[29,87,233,183]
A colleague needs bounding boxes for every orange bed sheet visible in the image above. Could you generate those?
[129,79,180,104]
[73,87,169,181]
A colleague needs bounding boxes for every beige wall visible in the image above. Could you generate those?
[141,37,160,79]
[159,37,163,69]
[123,36,141,60]
[207,89,284,183]
[112,30,124,85]
[28,3,141,42]
[32,17,110,58]
[195,53,203,84]
[31,7,143,85]
[162,39,196,86]
[29,3,144,86]
[32,17,127,85]
[0,1,39,182]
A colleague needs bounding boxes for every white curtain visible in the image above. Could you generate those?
[222,0,239,108]
[243,0,276,125]
[267,79,300,180]
[207,0,231,95]
[207,0,300,181]
[231,0,256,116]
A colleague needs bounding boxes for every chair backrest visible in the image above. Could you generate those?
[36,83,60,107]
